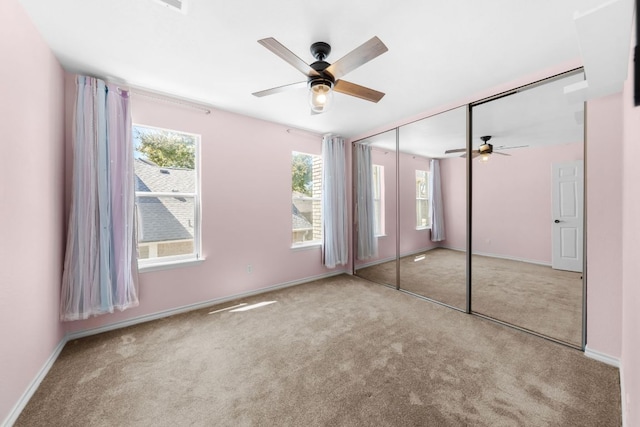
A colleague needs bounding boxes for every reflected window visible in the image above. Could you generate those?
[373,164,385,236]
[416,170,430,229]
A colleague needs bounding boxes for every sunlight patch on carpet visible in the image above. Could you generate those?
[229,301,277,312]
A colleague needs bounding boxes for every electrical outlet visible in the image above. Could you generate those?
[246,264,252,274]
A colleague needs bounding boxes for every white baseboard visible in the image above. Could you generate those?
[2,338,67,427]
[438,245,552,267]
[355,255,396,269]
[584,345,621,368]
[355,247,440,270]
[472,250,551,267]
[66,270,346,340]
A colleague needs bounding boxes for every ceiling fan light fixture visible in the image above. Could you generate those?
[309,78,334,113]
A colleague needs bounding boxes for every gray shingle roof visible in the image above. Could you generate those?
[292,204,312,231]
[135,159,195,243]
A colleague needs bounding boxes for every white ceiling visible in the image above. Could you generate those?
[19,0,610,139]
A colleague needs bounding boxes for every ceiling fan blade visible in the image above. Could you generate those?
[334,79,385,103]
[493,152,512,156]
[445,148,466,154]
[495,145,529,151]
[252,81,307,97]
[459,150,479,158]
[258,38,320,77]
[325,36,388,80]
[461,151,481,159]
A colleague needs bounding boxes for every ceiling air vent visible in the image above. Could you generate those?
[155,0,185,13]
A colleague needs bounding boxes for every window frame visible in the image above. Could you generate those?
[291,151,323,248]
[133,124,202,270]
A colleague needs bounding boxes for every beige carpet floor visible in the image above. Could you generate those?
[356,248,582,345]
[16,275,618,426]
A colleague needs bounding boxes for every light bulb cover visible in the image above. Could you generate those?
[309,79,334,113]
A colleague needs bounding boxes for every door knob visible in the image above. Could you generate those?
[554,219,560,223]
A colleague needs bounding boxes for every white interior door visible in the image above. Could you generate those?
[552,161,584,272]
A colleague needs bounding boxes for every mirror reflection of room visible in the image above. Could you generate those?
[354,129,398,288]
[470,71,585,346]
[397,107,467,310]
[354,107,468,310]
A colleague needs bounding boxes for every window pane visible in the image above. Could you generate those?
[136,195,195,259]
[134,126,196,193]
[374,200,382,235]
[373,164,384,236]
[292,152,322,244]
[416,170,428,198]
[416,169,430,228]
[133,124,200,265]
[416,199,429,228]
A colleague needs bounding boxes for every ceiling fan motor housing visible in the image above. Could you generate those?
[309,58,334,88]
[479,143,493,154]
[310,41,331,61]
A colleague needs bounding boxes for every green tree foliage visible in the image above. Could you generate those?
[136,129,195,169]
[292,153,312,196]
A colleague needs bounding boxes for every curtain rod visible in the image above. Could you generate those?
[286,128,322,139]
[131,89,212,115]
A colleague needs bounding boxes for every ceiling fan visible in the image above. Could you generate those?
[445,136,526,161]
[252,36,388,113]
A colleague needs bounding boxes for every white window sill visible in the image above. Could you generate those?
[138,257,205,273]
[376,234,387,238]
[416,226,432,231]
[291,241,322,251]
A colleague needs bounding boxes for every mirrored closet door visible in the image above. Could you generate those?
[397,107,467,310]
[352,70,585,349]
[470,71,585,346]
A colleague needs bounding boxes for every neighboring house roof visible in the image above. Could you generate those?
[292,191,313,216]
[292,204,312,231]
[134,159,195,243]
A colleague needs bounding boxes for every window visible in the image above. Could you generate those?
[416,170,430,229]
[372,164,385,236]
[133,125,201,267]
[291,151,322,245]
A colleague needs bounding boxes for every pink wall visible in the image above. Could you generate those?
[0,0,66,424]
[586,94,623,359]
[440,156,467,251]
[621,23,640,425]
[64,88,342,334]
[473,143,583,264]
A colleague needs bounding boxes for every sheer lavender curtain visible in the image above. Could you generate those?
[429,158,445,242]
[322,134,348,268]
[355,143,378,259]
[60,76,139,321]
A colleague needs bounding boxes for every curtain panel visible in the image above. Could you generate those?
[60,76,139,321]
[354,143,378,259]
[429,158,445,242]
[322,135,348,268]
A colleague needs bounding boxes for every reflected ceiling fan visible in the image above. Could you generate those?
[252,36,388,114]
[445,136,526,162]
